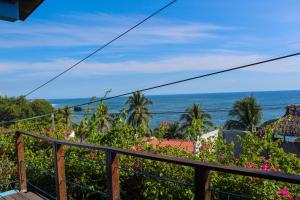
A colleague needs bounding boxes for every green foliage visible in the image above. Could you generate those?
[89,101,111,132]
[224,96,262,132]
[125,92,153,130]
[184,118,208,140]
[0,96,53,125]
[55,106,73,127]
[180,103,213,132]
[153,121,182,139]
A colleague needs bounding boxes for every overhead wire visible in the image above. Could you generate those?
[24,0,177,97]
[2,51,300,125]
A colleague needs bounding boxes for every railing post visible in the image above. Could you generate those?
[16,131,27,192]
[53,143,67,200]
[194,167,211,200]
[106,151,120,200]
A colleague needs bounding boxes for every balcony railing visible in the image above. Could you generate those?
[1,130,299,200]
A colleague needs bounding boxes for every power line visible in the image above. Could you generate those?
[73,52,300,108]
[24,0,177,97]
[1,113,52,124]
[71,104,290,115]
[2,54,300,125]
[69,103,291,115]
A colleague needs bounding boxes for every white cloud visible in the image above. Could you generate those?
[0,13,230,48]
[1,52,300,79]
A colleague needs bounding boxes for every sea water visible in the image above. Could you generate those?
[48,90,300,128]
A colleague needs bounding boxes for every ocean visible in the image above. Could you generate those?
[48,90,300,128]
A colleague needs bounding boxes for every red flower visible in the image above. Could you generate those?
[245,162,254,169]
[201,143,207,150]
[245,163,258,182]
[270,167,279,172]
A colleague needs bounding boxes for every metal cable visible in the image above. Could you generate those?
[1,94,298,125]
[65,155,106,167]
[119,167,193,188]
[24,0,177,97]
[66,179,107,197]
[27,181,56,200]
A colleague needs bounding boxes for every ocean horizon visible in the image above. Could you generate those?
[48,90,300,128]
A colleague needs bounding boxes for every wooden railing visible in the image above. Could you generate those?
[7,130,300,200]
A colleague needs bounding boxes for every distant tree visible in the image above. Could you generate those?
[125,92,153,129]
[30,99,53,115]
[0,96,53,126]
[166,121,182,139]
[180,104,212,131]
[154,121,182,139]
[224,96,262,132]
[90,101,111,132]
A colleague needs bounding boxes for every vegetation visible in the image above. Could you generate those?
[153,121,182,139]
[125,91,153,130]
[0,94,299,199]
[56,106,73,127]
[0,96,53,125]
[180,103,212,131]
[224,96,262,132]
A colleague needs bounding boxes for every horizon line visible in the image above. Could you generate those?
[45,89,300,100]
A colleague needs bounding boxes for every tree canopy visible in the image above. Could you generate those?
[0,96,53,125]
[224,96,262,131]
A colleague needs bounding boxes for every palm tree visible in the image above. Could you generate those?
[180,104,212,131]
[90,101,111,132]
[166,121,182,139]
[224,96,262,132]
[125,92,153,128]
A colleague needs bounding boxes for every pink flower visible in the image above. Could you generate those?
[277,188,289,197]
[261,164,270,171]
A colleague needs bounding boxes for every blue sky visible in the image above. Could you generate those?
[0,0,300,98]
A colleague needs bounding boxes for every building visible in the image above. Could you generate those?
[223,105,300,157]
[271,105,300,156]
[0,0,43,22]
[143,129,219,154]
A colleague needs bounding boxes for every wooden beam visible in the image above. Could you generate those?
[106,151,120,200]
[53,143,67,200]
[16,132,27,192]
[195,167,211,200]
